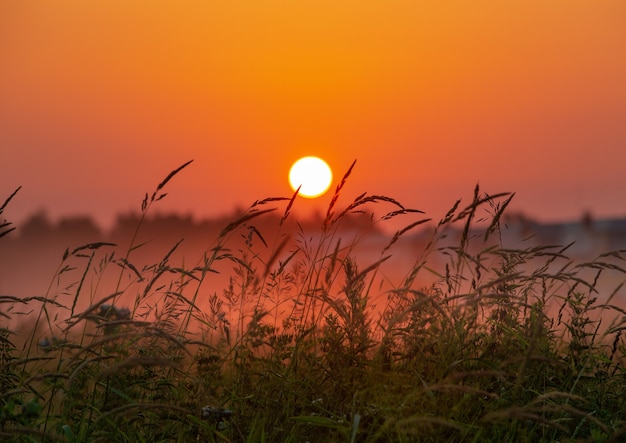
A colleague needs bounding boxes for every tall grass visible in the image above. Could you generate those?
[1,162,626,442]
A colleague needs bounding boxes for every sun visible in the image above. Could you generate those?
[289,156,333,198]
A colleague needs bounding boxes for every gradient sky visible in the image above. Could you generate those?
[2,1,626,230]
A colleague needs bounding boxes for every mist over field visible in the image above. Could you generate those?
[3,209,626,333]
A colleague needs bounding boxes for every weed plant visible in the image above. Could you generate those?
[2,161,626,442]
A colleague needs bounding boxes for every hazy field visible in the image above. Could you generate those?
[2,172,626,441]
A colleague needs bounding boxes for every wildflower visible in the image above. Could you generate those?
[201,406,233,430]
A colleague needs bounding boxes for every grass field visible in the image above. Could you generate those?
[2,162,626,442]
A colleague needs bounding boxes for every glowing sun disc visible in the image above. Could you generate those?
[289,156,333,198]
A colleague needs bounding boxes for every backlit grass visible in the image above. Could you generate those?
[2,161,626,442]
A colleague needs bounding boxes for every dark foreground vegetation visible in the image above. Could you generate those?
[2,161,626,442]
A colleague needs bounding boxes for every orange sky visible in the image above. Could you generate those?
[2,0,626,229]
